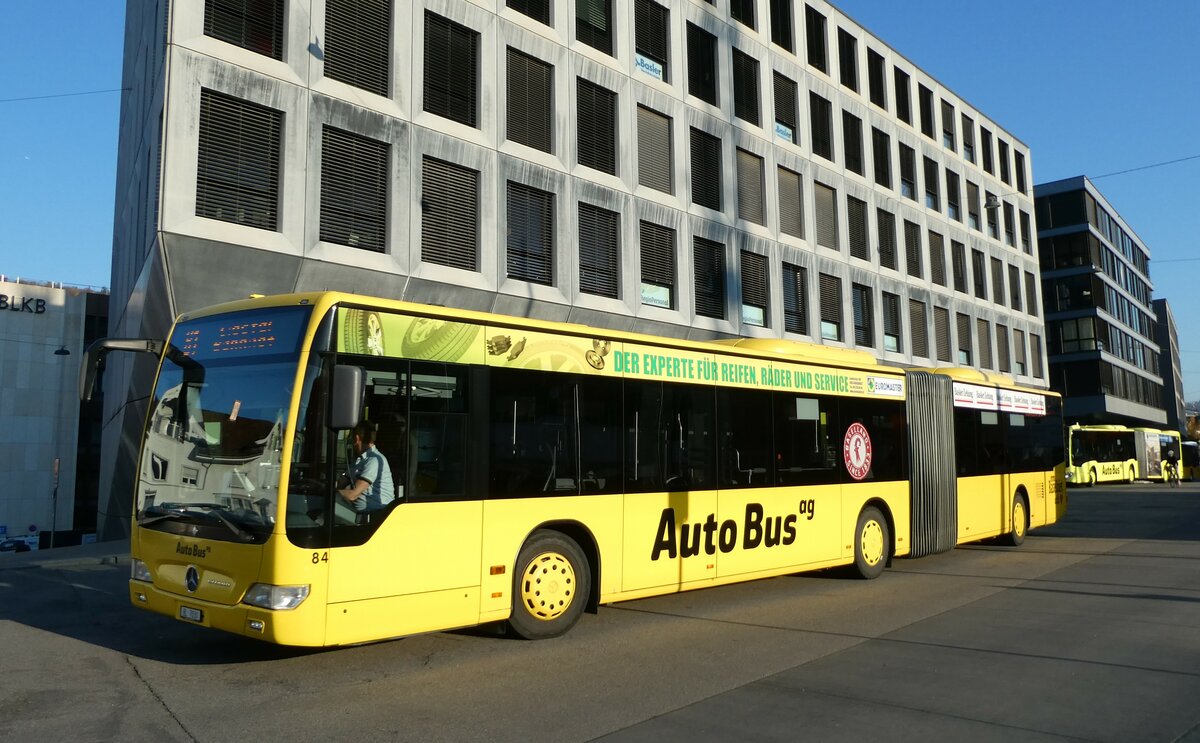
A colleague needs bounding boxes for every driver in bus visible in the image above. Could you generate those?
[336,421,395,521]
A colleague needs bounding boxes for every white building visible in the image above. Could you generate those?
[102,0,1047,537]
[0,277,107,546]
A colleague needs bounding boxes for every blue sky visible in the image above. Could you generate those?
[2,1,1197,399]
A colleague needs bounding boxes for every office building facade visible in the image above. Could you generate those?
[1035,176,1164,427]
[101,0,1046,537]
[1153,298,1184,432]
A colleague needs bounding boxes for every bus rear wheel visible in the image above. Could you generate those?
[1087,468,1097,487]
[1004,495,1028,547]
[508,530,590,640]
[853,507,889,580]
[1126,466,1135,484]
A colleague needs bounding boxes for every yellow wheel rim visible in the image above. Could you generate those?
[1014,500,1026,539]
[860,519,884,567]
[520,551,576,621]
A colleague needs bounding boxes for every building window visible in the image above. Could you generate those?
[1025,271,1039,317]
[998,139,1011,185]
[1031,333,1044,377]
[319,126,388,252]
[1019,210,1032,253]
[196,89,281,231]
[918,84,934,139]
[819,272,842,341]
[732,48,761,125]
[847,196,868,261]
[637,105,673,194]
[837,28,857,91]
[640,220,675,308]
[1003,202,1016,246]
[1014,329,1027,375]
[635,0,670,82]
[814,181,838,250]
[421,156,478,270]
[204,0,283,60]
[690,128,722,211]
[882,292,901,352]
[980,126,994,174]
[904,219,922,277]
[424,12,479,127]
[509,0,551,24]
[577,78,617,175]
[694,236,726,319]
[934,307,951,362]
[507,48,553,153]
[1009,264,1022,310]
[940,100,955,151]
[967,181,981,230]
[842,111,863,175]
[894,67,911,124]
[951,240,967,293]
[852,283,873,347]
[899,143,916,200]
[731,0,755,29]
[325,0,390,95]
[871,128,890,188]
[923,157,940,211]
[1015,150,1028,194]
[736,148,765,225]
[805,5,827,73]
[956,312,972,365]
[986,190,999,239]
[977,318,992,369]
[946,170,961,221]
[773,71,798,144]
[991,257,1005,306]
[778,166,804,239]
[576,0,613,55]
[928,230,946,286]
[877,208,896,270]
[783,263,808,335]
[909,298,928,358]
[741,250,769,326]
[579,202,619,298]
[687,23,718,106]
[867,49,886,109]
[770,0,793,51]
[961,114,975,163]
[971,248,987,299]
[507,182,555,285]
[996,324,1010,373]
[809,92,833,161]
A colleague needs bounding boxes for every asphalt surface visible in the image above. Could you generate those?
[1,483,1198,742]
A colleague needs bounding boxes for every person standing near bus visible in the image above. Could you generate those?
[338,421,395,515]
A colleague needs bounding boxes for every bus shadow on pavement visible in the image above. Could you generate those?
[1035,487,1200,542]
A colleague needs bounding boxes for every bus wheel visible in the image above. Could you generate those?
[1126,466,1135,484]
[508,530,590,640]
[1005,495,1028,547]
[1087,468,1097,487]
[853,507,889,580]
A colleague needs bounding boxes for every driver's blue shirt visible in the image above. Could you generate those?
[349,445,394,511]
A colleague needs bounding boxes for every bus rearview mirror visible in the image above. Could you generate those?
[330,365,364,430]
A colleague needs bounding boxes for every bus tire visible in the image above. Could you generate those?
[1087,468,1097,487]
[852,507,889,580]
[1126,466,1135,484]
[1004,494,1028,547]
[508,530,590,640]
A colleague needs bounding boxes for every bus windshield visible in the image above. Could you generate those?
[135,305,312,543]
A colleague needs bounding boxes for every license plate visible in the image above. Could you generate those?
[180,606,203,622]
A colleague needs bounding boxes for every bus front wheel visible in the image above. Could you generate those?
[1087,468,1097,487]
[853,507,889,580]
[508,530,591,640]
[1004,495,1028,547]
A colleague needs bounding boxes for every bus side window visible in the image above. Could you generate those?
[489,368,578,496]
[717,387,773,487]
[410,362,469,499]
[578,375,622,494]
[773,394,839,486]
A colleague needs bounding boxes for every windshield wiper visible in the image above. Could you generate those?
[139,503,256,542]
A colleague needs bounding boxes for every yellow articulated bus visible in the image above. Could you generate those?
[1182,440,1199,481]
[1067,424,1138,486]
[1135,428,1182,484]
[82,292,1065,647]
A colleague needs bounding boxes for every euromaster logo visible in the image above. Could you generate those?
[870,377,904,397]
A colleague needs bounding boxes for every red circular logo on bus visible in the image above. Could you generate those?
[843,422,873,481]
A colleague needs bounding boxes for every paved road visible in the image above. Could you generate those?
[1,484,1198,742]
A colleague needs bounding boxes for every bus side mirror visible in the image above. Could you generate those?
[79,338,166,401]
[329,365,364,431]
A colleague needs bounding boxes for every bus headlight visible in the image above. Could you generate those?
[131,559,153,583]
[242,583,310,610]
